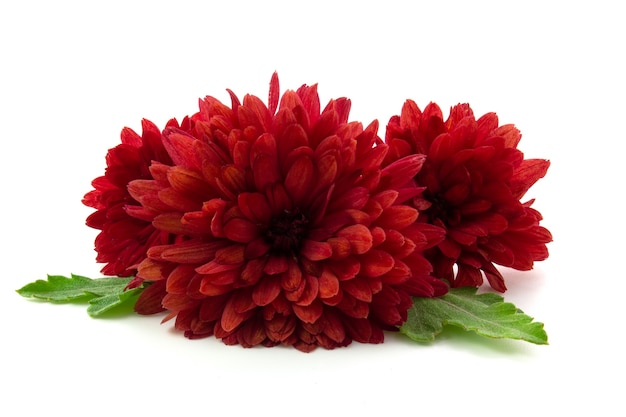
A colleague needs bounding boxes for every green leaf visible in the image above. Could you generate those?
[86,287,143,316]
[17,274,140,317]
[400,287,548,345]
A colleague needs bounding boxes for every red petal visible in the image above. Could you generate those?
[438,237,462,259]
[312,154,338,195]
[375,205,418,230]
[266,183,293,213]
[296,274,319,306]
[219,165,247,196]
[221,294,255,332]
[428,133,454,162]
[268,72,280,115]
[238,192,272,223]
[495,124,521,148]
[510,159,550,199]
[254,142,281,183]
[160,240,222,264]
[399,99,423,130]
[296,83,320,126]
[136,259,172,281]
[448,229,478,246]
[380,259,412,285]
[301,239,333,261]
[239,318,267,347]
[338,296,369,319]
[231,288,257,313]
[241,94,272,132]
[134,280,166,314]
[280,260,303,291]
[343,317,372,343]
[252,275,281,306]
[284,155,314,205]
[293,300,323,324]
[337,224,373,254]
[198,279,232,296]
[322,310,346,343]
[482,261,507,292]
[223,218,258,243]
[372,190,399,210]
[327,186,369,212]
[195,260,240,275]
[165,264,197,294]
[127,180,171,212]
[251,134,281,190]
[120,126,142,147]
[215,244,245,265]
[326,236,350,259]
[380,154,426,189]
[318,268,340,299]
[161,293,198,315]
[198,294,230,322]
[329,257,361,281]
[245,237,271,259]
[162,128,199,169]
[240,258,266,286]
[167,166,212,196]
[360,249,395,277]
[342,279,372,302]
[264,255,289,275]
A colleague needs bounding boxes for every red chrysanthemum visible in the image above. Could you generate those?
[130,74,448,351]
[83,117,191,280]
[384,101,552,292]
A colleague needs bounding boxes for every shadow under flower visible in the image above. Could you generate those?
[386,326,542,357]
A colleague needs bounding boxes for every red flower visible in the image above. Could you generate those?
[130,74,448,351]
[384,101,552,292]
[83,117,191,280]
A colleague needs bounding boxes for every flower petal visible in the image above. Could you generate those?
[301,239,333,261]
[360,249,395,277]
[337,224,373,254]
[223,218,258,243]
[318,269,340,299]
[292,300,323,324]
[252,275,281,306]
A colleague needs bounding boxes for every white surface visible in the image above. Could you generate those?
[1,1,623,416]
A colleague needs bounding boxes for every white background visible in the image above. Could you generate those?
[1,1,623,416]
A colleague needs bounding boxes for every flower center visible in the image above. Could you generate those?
[425,193,461,227]
[265,208,309,255]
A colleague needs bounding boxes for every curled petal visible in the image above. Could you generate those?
[337,224,373,254]
[301,239,333,261]
[293,300,323,324]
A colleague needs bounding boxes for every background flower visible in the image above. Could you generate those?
[130,75,448,351]
[384,101,551,292]
[83,117,191,283]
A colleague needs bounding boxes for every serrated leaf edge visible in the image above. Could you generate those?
[17,274,140,317]
[400,288,549,345]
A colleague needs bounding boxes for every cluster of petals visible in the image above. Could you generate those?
[84,75,552,351]
[83,118,192,279]
[384,101,552,292]
[102,74,449,351]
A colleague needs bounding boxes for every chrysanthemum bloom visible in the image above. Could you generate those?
[83,118,191,281]
[384,101,552,292]
[130,74,448,351]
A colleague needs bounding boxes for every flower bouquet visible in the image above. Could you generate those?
[17,74,551,352]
